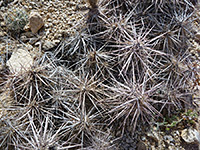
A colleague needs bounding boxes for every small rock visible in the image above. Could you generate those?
[0,31,5,37]
[0,21,6,27]
[6,49,34,74]
[141,136,146,141]
[47,18,52,22]
[53,39,60,44]
[181,128,200,144]
[164,135,174,142]
[29,11,44,34]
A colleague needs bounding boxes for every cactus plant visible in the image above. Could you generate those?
[4,7,28,35]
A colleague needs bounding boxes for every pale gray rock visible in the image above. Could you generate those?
[6,49,34,74]
[181,128,200,144]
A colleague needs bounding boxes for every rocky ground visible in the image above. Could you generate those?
[0,0,200,150]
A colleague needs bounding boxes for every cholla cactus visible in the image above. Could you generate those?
[0,0,199,149]
[4,7,28,34]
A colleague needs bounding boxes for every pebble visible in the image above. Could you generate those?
[141,136,146,141]
[164,135,174,142]
[0,21,6,27]
[47,18,52,22]
[29,11,44,34]
[0,32,5,37]
[181,127,200,144]
[53,40,60,44]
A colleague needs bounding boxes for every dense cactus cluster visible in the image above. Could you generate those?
[0,0,199,149]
